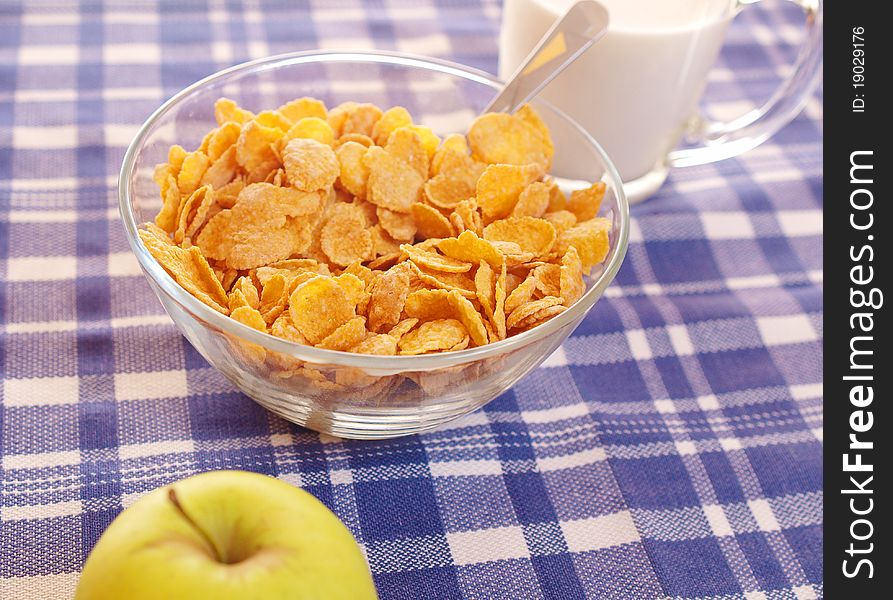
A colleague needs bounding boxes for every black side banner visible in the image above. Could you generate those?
[825,1,888,595]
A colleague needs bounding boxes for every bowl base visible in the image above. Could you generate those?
[236,378,490,439]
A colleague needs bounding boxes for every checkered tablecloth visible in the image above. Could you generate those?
[0,1,822,598]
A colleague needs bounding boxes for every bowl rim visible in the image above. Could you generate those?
[119,49,629,370]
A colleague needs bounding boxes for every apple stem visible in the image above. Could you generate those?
[168,488,228,564]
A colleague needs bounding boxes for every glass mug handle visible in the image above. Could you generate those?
[669,0,823,167]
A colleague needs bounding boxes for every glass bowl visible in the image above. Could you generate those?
[119,50,629,439]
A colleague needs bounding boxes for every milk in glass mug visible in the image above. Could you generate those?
[499,0,823,202]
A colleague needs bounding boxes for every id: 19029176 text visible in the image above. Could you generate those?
[852,27,865,112]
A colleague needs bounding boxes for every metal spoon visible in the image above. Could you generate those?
[483,0,609,115]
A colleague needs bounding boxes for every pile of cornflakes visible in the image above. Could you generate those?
[141,97,610,356]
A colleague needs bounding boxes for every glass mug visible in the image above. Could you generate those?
[499,0,823,202]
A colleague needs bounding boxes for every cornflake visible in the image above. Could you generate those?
[482,216,556,258]
[398,319,468,355]
[195,183,322,270]
[468,112,553,170]
[411,203,454,239]
[289,276,356,344]
[320,203,373,267]
[364,146,424,213]
[367,265,411,333]
[476,163,543,220]
[282,117,336,147]
[283,138,339,192]
[141,96,613,357]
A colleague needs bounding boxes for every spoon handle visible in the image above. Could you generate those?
[484,0,609,115]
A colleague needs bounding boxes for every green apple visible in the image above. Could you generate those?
[75,470,377,600]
